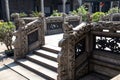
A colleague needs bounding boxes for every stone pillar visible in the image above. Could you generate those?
[5,0,10,21]
[41,0,44,14]
[62,0,67,13]
[57,22,75,80]
[111,1,113,8]
[78,0,82,6]
[41,0,46,34]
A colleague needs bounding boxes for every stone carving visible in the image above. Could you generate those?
[63,22,73,34]
[45,15,82,35]
[13,14,45,60]
[75,38,85,58]
[100,14,111,21]
[95,36,120,53]
[58,22,90,80]
[92,21,120,31]
[58,17,120,80]
[111,13,120,21]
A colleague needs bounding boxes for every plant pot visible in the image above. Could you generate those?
[5,49,14,57]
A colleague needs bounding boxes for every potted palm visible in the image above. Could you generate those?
[0,21,15,56]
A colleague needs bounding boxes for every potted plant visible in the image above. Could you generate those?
[0,21,15,56]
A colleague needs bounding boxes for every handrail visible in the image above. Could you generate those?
[13,14,45,60]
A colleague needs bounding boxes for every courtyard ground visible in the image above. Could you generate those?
[0,42,28,80]
[0,34,63,80]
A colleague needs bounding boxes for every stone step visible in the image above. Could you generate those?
[26,54,57,72]
[17,59,57,80]
[5,62,46,80]
[42,45,61,53]
[34,49,57,62]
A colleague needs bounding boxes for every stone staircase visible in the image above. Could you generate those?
[8,45,61,80]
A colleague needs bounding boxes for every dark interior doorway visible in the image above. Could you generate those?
[92,1,110,13]
[0,0,3,19]
[101,1,110,12]
[92,2,99,13]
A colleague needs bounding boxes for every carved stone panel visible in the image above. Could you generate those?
[75,38,86,58]
[46,22,63,35]
[69,21,79,27]
[95,36,120,53]
[28,30,38,45]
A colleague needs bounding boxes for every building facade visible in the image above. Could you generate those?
[0,0,76,21]
[82,0,120,13]
[0,0,120,21]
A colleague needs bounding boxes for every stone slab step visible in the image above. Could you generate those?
[5,62,46,80]
[26,54,57,72]
[17,59,57,80]
[42,45,61,53]
[34,49,57,61]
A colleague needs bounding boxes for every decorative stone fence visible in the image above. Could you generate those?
[90,21,120,78]
[13,15,45,60]
[45,15,82,35]
[101,13,120,21]
[46,16,63,35]
[58,21,120,80]
[57,22,91,80]
[12,13,81,60]
[21,17,38,24]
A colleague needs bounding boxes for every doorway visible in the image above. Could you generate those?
[101,1,110,12]
[92,2,99,13]
[0,0,3,20]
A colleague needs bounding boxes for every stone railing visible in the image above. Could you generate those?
[57,22,91,80]
[45,15,82,35]
[58,21,120,80]
[21,17,38,24]
[13,15,45,61]
[46,16,63,35]
[101,13,120,21]
[90,21,120,77]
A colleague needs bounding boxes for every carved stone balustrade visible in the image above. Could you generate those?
[58,20,120,80]
[45,15,82,35]
[21,17,38,24]
[13,14,45,61]
[57,22,91,80]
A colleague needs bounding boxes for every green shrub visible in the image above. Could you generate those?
[69,6,88,21]
[91,12,105,22]
[77,6,88,21]
[51,10,62,17]
[107,7,120,15]
[0,21,15,51]
[30,11,41,17]
[11,12,27,18]
[69,10,78,15]
[19,12,27,17]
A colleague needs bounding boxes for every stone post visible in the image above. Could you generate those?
[41,0,44,14]
[57,22,75,80]
[41,0,46,34]
[5,0,10,21]
[78,0,82,6]
[111,1,113,8]
[62,0,67,13]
